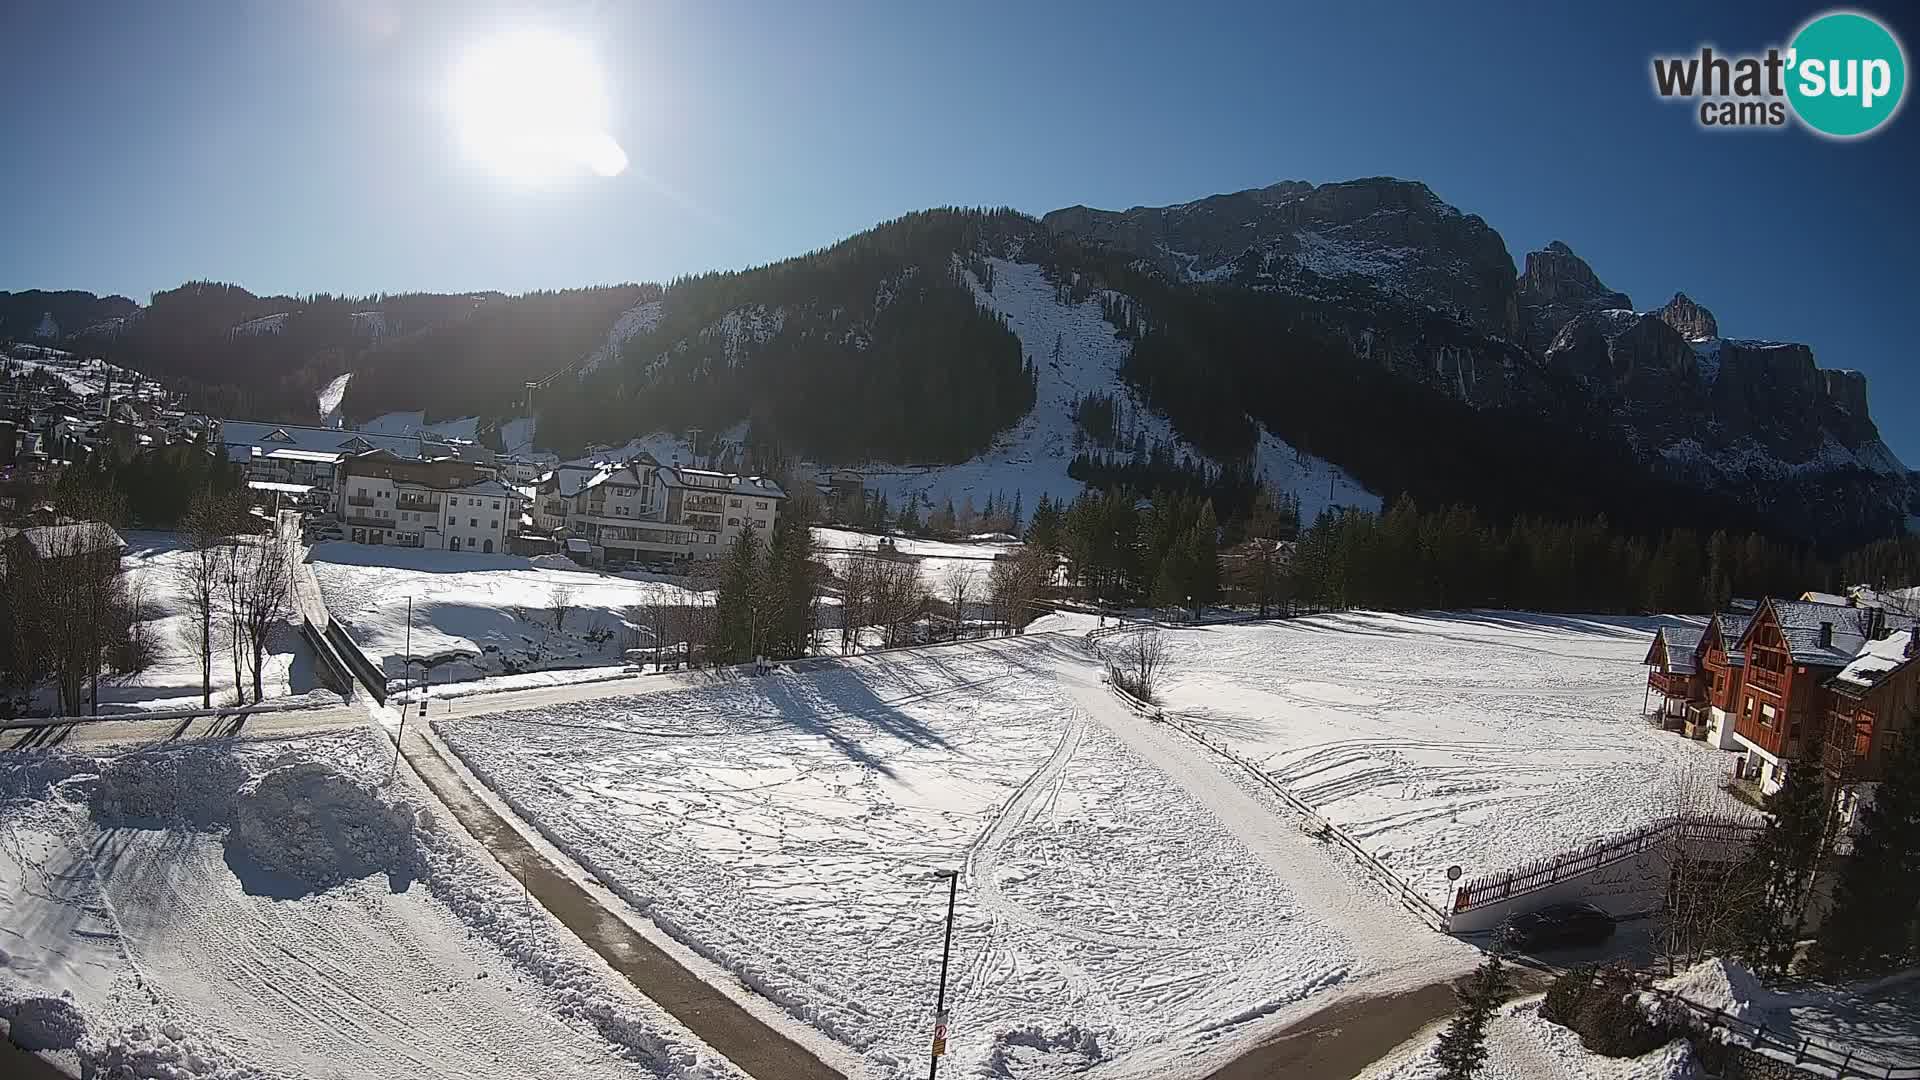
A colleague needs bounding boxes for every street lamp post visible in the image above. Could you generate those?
[929,869,959,1079]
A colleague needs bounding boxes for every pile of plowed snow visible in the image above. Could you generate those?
[228,761,423,888]
[90,752,250,826]
[1648,957,1781,1027]
[2,993,88,1050]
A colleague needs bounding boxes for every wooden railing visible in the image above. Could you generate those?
[1639,981,1919,1079]
[1452,815,1762,914]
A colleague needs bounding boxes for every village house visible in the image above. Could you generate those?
[1645,594,1919,799]
[1822,624,1919,832]
[217,420,493,496]
[528,453,785,565]
[334,449,521,553]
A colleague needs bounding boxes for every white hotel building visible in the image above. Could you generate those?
[532,454,784,564]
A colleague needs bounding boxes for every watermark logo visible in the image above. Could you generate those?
[1651,9,1906,138]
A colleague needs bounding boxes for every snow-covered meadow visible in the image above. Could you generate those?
[0,730,741,1079]
[308,542,697,684]
[1147,611,1753,903]
[434,635,1473,1079]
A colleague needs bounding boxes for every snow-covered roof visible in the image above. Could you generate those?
[447,478,523,501]
[1752,599,1878,667]
[9,521,124,559]
[1663,627,1704,674]
[1711,610,1755,666]
[655,465,785,500]
[1646,626,1704,673]
[1830,630,1915,693]
[220,419,452,461]
[1801,590,1850,607]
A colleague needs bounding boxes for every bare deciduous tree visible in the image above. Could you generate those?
[869,557,928,649]
[223,530,295,704]
[941,565,978,640]
[175,491,239,708]
[1109,629,1169,702]
[1652,761,1765,975]
[989,549,1053,635]
[548,584,576,631]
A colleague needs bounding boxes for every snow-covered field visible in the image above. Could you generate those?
[814,527,1019,598]
[308,543,697,683]
[26,532,319,716]
[0,730,741,1079]
[435,635,1474,1079]
[1147,611,1752,903]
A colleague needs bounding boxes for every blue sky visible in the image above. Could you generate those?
[2,1,1915,463]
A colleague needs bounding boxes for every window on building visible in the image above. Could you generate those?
[493,500,501,510]
[447,517,456,528]
[727,517,739,527]
[756,500,767,509]
[489,520,497,530]
[469,518,478,528]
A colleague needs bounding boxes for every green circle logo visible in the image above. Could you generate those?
[1787,11,1907,137]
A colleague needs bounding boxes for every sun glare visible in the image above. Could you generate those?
[450,30,628,182]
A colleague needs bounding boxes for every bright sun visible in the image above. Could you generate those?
[450,30,628,182]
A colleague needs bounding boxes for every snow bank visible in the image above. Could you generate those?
[2,993,88,1050]
[229,761,423,889]
[91,751,251,826]
[89,1019,267,1080]
[981,1024,1105,1077]
[1648,958,1780,1027]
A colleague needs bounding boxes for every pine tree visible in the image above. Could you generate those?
[1813,731,1920,974]
[1434,947,1510,1079]
[1010,490,1024,533]
[1184,501,1220,615]
[714,527,762,662]
[1737,739,1837,977]
[1026,493,1061,553]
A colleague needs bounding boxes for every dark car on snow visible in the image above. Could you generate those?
[1502,902,1616,951]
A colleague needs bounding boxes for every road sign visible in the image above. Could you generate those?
[1446,865,1463,881]
[932,1012,949,1056]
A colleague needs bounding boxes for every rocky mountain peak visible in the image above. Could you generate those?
[1657,292,1719,341]
[1516,241,1622,307]
[1514,241,1632,355]
[1043,176,1518,335]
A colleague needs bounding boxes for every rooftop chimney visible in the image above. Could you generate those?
[1818,622,1834,649]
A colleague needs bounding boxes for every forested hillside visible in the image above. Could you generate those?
[540,209,1039,463]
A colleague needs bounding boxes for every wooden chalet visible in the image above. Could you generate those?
[1727,597,1900,795]
[1643,624,1708,731]
[1698,603,1757,750]
[1821,625,1919,830]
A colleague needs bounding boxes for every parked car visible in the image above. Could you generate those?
[1502,902,1615,951]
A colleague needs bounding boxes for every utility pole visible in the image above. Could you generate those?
[523,381,539,458]
[393,596,413,777]
[929,869,958,1079]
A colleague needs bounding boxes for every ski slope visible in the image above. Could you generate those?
[854,257,1377,521]
[435,635,1473,1079]
[0,730,741,1080]
[1148,612,1754,902]
[316,371,351,426]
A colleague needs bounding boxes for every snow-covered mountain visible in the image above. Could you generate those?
[11,178,1911,545]
[1046,179,1913,543]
